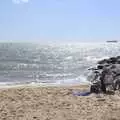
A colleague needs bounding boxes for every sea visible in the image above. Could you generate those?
[0,42,119,87]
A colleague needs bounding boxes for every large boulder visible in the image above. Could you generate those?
[89,56,120,93]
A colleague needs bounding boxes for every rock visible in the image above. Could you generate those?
[98,59,109,64]
[113,76,120,90]
[90,82,101,94]
[88,67,98,70]
[97,65,104,69]
[97,64,110,70]
[109,57,117,64]
[111,64,120,75]
[89,56,120,94]
[116,56,120,59]
[117,59,120,64]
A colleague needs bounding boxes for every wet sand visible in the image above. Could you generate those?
[0,85,120,120]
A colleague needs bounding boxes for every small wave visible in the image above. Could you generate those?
[85,56,110,62]
[64,56,73,60]
[0,82,11,85]
[55,75,90,85]
[0,75,90,88]
[45,73,72,77]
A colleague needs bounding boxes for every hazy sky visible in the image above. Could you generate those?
[0,0,120,43]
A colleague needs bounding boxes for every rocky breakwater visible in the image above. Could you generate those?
[89,56,120,94]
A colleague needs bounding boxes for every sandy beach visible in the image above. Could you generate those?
[0,85,120,120]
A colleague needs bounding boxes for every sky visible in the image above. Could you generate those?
[0,0,120,43]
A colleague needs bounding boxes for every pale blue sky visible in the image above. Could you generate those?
[0,0,120,43]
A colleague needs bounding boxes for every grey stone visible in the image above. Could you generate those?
[89,56,120,94]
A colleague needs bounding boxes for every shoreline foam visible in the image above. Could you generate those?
[0,82,90,89]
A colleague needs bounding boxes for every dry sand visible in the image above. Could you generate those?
[0,85,120,120]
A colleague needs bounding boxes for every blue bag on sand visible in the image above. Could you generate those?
[72,91,91,96]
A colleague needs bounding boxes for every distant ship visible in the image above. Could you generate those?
[106,40,118,43]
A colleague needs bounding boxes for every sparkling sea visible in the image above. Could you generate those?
[0,42,119,86]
